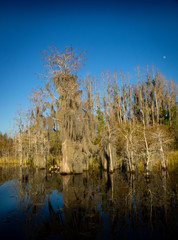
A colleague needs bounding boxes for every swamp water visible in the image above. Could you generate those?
[0,166,177,240]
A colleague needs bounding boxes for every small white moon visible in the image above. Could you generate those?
[163,56,166,59]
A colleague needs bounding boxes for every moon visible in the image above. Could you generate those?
[163,56,166,59]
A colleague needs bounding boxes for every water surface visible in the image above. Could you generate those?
[0,167,177,240]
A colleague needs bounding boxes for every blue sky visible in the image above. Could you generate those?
[0,0,178,134]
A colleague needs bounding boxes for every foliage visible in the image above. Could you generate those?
[167,150,178,171]
[0,132,13,158]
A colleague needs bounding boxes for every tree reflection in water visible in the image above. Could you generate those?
[0,167,177,240]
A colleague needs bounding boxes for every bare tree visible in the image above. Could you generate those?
[12,47,177,174]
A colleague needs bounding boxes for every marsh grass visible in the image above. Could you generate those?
[137,160,145,172]
[134,151,178,173]
[88,157,100,170]
[0,151,178,172]
[167,150,178,171]
[0,157,20,166]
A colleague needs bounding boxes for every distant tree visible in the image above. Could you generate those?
[0,132,13,159]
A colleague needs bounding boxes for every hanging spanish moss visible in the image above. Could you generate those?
[10,46,177,174]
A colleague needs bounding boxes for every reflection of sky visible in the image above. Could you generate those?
[0,180,19,218]
[0,180,26,239]
[0,179,64,218]
[49,190,64,211]
[0,180,64,239]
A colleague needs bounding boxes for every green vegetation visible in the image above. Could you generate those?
[0,157,19,166]
[167,150,178,171]
[0,132,13,158]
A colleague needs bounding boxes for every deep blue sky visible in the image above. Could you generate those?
[0,0,178,134]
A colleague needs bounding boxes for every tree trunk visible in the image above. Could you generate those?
[108,142,114,172]
[60,140,72,174]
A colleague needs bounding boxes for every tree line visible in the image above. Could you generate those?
[10,46,177,173]
[0,132,13,159]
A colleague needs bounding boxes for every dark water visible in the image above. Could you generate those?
[0,167,177,240]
